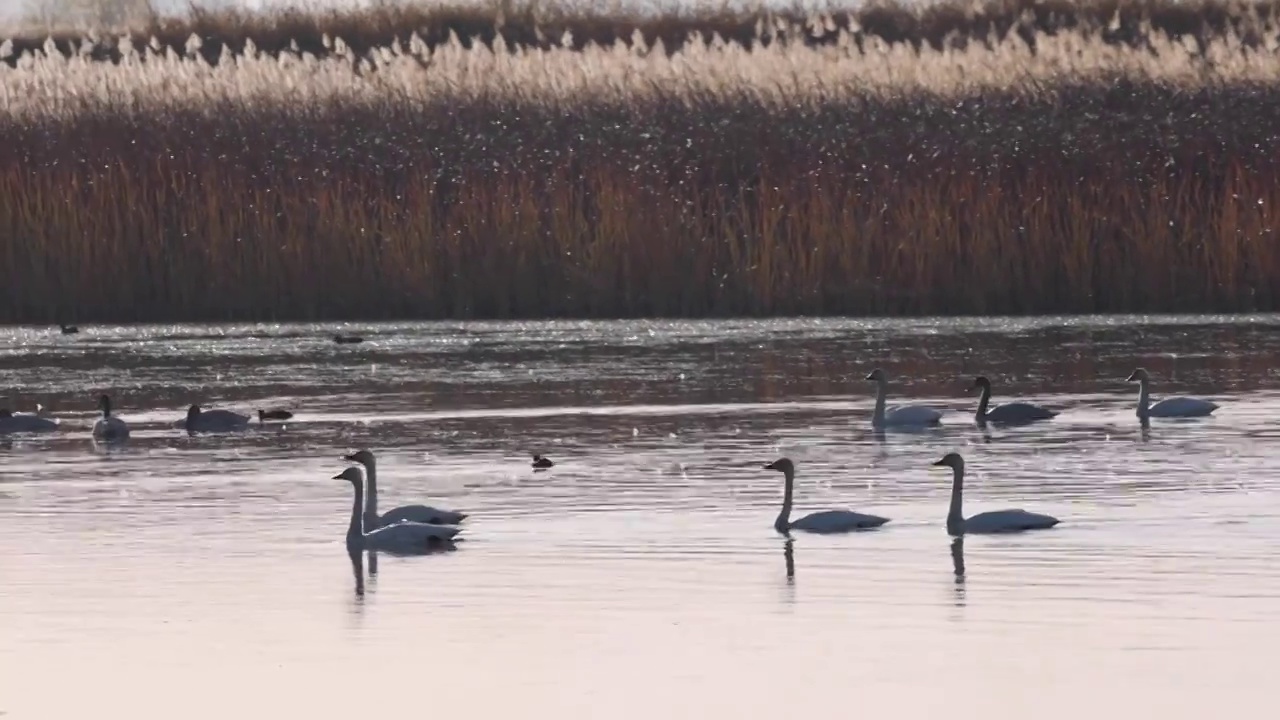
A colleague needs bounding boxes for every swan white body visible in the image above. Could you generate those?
[185,404,250,433]
[92,395,130,441]
[934,453,1059,536]
[335,467,460,554]
[1128,369,1218,420]
[866,368,943,428]
[972,376,1056,425]
[767,458,889,534]
[346,449,468,528]
[0,410,58,434]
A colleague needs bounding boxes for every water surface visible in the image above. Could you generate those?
[2,316,1278,718]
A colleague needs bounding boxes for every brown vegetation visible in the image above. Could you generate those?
[2,0,1280,322]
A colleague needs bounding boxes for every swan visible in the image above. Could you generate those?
[532,454,554,469]
[971,376,1056,425]
[184,404,250,433]
[258,409,293,422]
[92,394,130,441]
[866,368,943,428]
[765,458,890,534]
[0,405,58,434]
[344,449,468,527]
[932,453,1059,536]
[334,467,460,554]
[1127,368,1218,420]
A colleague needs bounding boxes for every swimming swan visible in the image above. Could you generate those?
[971,376,1056,425]
[765,458,890,534]
[92,394,130,441]
[0,405,58,434]
[345,449,468,528]
[933,453,1059,536]
[334,467,460,554]
[1127,368,1218,420]
[866,368,943,428]
[184,404,250,433]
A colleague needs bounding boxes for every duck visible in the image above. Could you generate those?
[59,323,79,335]
[532,454,554,469]
[92,394,130,441]
[932,453,1059,536]
[1127,368,1218,420]
[344,449,468,527]
[765,458,890,534]
[971,376,1056,425]
[258,409,294,422]
[0,404,59,434]
[184,404,250,433]
[334,467,460,554]
[865,368,943,428]
[333,334,364,345]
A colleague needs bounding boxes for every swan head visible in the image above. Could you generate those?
[1127,368,1150,383]
[333,466,365,484]
[971,376,991,392]
[97,394,111,410]
[764,458,795,475]
[865,368,887,383]
[932,452,965,471]
[344,449,375,465]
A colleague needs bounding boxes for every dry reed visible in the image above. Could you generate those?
[3,0,1280,321]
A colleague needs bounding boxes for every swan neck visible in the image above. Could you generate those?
[348,480,366,550]
[775,469,794,532]
[362,458,378,528]
[947,465,965,535]
[1136,380,1150,418]
[976,385,991,420]
[872,380,888,426]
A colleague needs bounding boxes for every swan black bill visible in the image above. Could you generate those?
[932,458,948,466]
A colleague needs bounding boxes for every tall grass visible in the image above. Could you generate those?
[3,0,1280,322]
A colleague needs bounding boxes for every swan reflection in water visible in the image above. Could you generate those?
[349,548,366,597]
[950,537,966,606]
[783,538,795,581]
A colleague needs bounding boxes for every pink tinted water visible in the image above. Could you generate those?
[1,316,1278,718]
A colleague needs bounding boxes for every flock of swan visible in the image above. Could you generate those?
[1,365,1221,555]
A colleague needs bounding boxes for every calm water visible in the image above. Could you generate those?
[2,316,1278,718]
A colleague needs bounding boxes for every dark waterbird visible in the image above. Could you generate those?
[764,458,890,534]
[59,323,78,334]
[343,449,468,526]
[532,454,554,469]
[969,375,1056,426]
[333,334,364,344]
[334,467,460,555]
[258,408,294,422]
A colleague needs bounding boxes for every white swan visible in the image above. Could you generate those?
[0,405,58,434]
[1127,368,1218,420]
[334,467,460,554]
[92,394,130,441]
[972,376,1056,425]
[184,404,250,433]
[866,368,943,428]
[765,458,890,534]
[344,449,468,528]
[933,453,1059,536]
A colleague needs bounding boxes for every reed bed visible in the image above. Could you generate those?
[3,0,1280,321]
